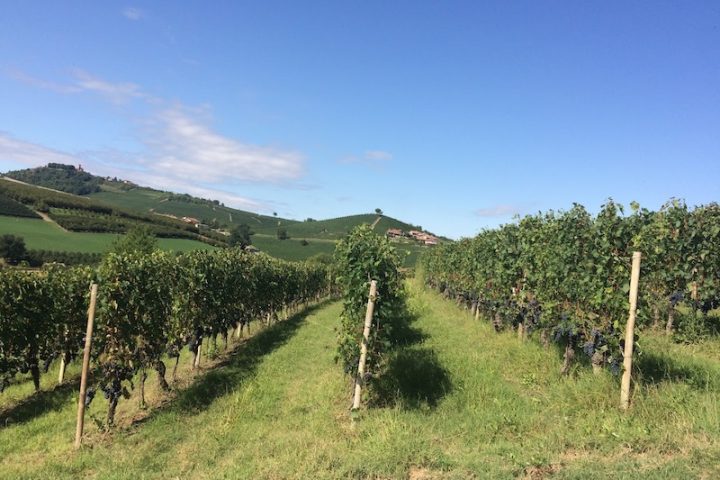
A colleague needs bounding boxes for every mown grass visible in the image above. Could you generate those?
[0,216,217,253]
[1,281,718,479]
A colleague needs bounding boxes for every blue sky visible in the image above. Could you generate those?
[1,1,718,238]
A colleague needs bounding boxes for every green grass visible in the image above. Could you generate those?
[1,279,718,478]
[0,216,216,253]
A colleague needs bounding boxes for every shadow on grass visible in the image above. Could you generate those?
[372,347,452,409]
[157,300,331,417]
[635,351,720,392]
[372,310,451,409]
[0,380,79,428]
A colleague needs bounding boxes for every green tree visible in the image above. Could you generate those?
[277,227,289,240]
[111,226,158,255]
[375,208,383,216]
[0,234,27,265]
[229,224,253,248]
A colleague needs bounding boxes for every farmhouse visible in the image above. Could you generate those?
[386,228,404,238]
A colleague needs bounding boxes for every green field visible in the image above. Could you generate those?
[1,280,718,479]
[253,234,425,266]
[0,216,216,253]
[277,214,420,239]
[90,186,292,232]
[0,215,428,265]
[90,187,422,239]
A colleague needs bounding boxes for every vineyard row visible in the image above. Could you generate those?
[0,249,331,425]
[422,199,720,375]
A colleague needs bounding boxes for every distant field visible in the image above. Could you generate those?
[0,215,426,264]
[90,187,291,231]
[252,234,336,261]
[0,216,216,253]
[252,233,425,266]
[278,214,419,240]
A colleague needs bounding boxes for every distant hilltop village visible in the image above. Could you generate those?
[386,228,439,246]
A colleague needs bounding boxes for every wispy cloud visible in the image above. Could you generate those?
[4,69,82,94]
[339,150,393,169]
[6,68,152,104]
[122,7,145,21]
[364,150,392,161]
[0,132,272,212]
[0,133,80,167]
[474,204,522,217]
[142,105,304,184]
[1,69,307,213]
[72,69,150,104]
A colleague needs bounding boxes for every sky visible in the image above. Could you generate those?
[0,1,718,239]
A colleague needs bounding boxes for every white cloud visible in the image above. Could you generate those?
[6,68,151,104]
[143,106,304,183]
[2,70,306,212]
[0,133,81,167]
[474,205,522,217]
[122,7,144,21]
[71,69,148,104]
[339,150,393,169]
[364,150,393,161]
[0,132,275,213]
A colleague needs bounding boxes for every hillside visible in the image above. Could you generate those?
[0,177,225,247]
[5,163,103,195]
[91,183,294,233]
[1,164,444,264]
[0,216,217,253]
[278,214,419,240]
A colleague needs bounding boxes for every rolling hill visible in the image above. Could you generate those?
[1,164,443,264]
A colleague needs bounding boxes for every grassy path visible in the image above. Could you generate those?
[1,282,719,479]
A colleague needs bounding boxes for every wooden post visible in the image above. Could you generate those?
[74,283,98,449]
[352,280,378,412]
[194,343,202,368]
[58,353,66,385]
[621,252,641,411]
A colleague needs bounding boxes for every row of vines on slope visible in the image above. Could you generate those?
[0,249,331,425]
[422,200,720,374]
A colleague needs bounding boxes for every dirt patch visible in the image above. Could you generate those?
[521,464,561,479]
[36,211,68,231]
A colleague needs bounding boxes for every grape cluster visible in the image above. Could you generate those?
[669,291,684,307]
[85,387,96,407]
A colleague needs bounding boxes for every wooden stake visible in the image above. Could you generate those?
[58,352,66,385]
[621,252,641,411]
[194,343,202,368]
[74,283,98,449]
[352,280,378,412]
